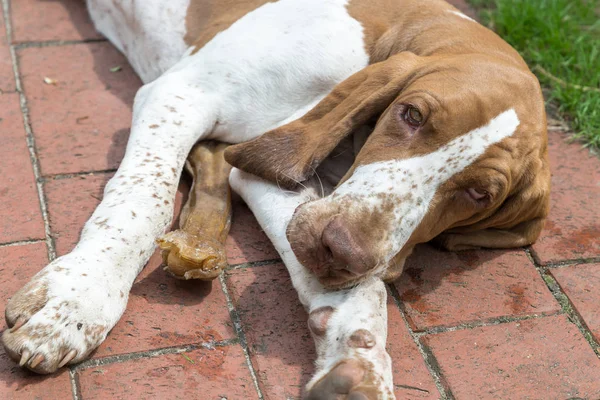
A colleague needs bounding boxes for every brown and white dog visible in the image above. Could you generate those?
[2,0,549,398]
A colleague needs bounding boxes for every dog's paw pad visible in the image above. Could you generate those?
[347,329,376,349]
[305,359,388,400]
[308,306,334,337]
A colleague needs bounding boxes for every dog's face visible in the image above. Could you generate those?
[226,53,550,288]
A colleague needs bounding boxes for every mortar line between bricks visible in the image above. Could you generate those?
[412,310,563,337]
[227,258,282,270]
[534,256,600,268]
[12,38,107,49]
[525,248,600,356]
[2,0,57,262]
[42,168,118,181]
[387,283,453,400]
[72,338,239,371]
[68,368,81,400]
[0,238,45,248]
[219,273,264,400]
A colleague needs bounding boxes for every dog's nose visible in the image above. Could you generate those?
[321,216,373,276]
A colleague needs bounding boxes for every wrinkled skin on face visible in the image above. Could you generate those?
[226,47,549,291]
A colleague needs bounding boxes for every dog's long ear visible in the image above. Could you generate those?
[435,154,551,251]
[224,52,421,188]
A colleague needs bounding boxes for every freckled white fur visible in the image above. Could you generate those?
[334,109,520,264]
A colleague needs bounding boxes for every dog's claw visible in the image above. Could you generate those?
[29,353,45,369]
[10,316,27,333]
[19,350,31,367]
[58,350,77,368]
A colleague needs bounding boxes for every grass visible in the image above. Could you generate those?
[468,0,600,147]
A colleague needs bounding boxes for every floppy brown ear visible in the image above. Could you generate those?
[435,158,551,251]
[224,52,421,188]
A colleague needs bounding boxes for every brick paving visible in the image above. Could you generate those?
[0,1,599,399]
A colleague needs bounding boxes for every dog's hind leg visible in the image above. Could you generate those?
[1,69,218,374]
[158,141,232,280]
[229,169,395,400]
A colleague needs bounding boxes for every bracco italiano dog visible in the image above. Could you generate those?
[2,0,549,398]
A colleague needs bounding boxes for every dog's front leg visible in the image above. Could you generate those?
[230,169,395,400]
[2,71,217,374]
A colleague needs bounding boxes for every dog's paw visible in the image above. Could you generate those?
[305,357,394,400]
[158,230,227,280]
[2,256,127,374]
[306,306,395,400]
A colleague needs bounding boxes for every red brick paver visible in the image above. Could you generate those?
[226,196,279,265]
[18,43,141,176]
[10,0,102,43]
[77,345,256,399]
[531,131,600,263]
[225,264,314,399]
[394,245,560,331]
[551,263,600,342]
[422,314,600,399]
[0,93,45,243]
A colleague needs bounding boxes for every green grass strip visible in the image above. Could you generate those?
[469,0,600,147]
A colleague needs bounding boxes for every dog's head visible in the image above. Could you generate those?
[225,51,549,289]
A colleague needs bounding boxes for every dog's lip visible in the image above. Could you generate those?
[317,269,363,289]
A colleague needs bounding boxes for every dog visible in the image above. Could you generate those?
[2,0,549,398]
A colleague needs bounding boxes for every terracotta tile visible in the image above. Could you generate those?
[551,263,600,342]
[226,195,279,265]
[10,0,102,43]
[225,263,313,399]
[386,293,439,399]
[0,6,15,92]
[0,93,45,243]
[93,251,235,358]
[0,243,73,399]
[18,43,141,176]
[532,131,600,263]
[422,315,600,398]
[226,264,439,399]
[394,245,559,331]
[77,345,257,399]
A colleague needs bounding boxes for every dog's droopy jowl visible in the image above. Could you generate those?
[3,0,549,398]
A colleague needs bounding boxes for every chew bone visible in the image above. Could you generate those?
[158,141,232,280]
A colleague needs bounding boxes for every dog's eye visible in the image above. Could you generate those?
[466,188,489,202]
[403,106,423,128]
